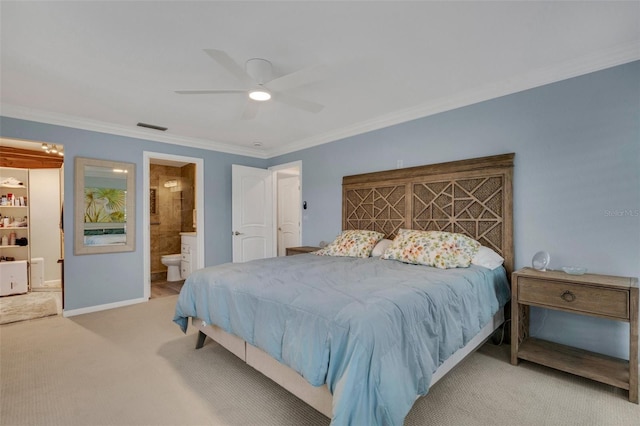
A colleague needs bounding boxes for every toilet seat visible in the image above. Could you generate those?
[161,254,181,262]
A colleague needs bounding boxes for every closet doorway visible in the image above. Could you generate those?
[0,137,64,323]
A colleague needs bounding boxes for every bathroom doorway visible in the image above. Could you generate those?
[143,152,204,300]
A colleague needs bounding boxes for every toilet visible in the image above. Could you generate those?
[161,254,182,281]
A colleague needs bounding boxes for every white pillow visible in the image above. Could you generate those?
[370,239,393,257]
[471,246,504,270]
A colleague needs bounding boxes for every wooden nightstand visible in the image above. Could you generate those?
[511,267,638,403]
[285,246,321,256]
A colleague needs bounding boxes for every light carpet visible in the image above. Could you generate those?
[1,295,638,425]
[0,291,59,324]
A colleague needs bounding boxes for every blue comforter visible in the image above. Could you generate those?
[174,254,510,425]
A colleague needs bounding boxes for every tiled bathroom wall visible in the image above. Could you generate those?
[149,164,195,281]
[180,163,196,232]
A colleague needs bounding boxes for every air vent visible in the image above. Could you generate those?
[137,122,167,131]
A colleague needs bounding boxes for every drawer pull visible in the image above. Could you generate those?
[560,290,576,302]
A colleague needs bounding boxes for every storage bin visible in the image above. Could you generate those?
[0,260,28,296]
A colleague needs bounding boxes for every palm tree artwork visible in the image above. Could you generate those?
[84,187,126,223]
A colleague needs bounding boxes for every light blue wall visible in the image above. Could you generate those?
[2,61,637,358]
[0,117,267,310]
[270,61,640,359]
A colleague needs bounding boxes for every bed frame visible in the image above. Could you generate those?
[342,153,514,275]
[194,153,515,418]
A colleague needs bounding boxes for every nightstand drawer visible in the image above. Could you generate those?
[518,277,629,320]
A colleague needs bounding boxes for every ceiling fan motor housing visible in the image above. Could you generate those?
[245,58,273,84]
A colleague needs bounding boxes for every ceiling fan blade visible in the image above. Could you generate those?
[241,101,260,120]
[204,49,255,87]
[175,90,245,95]
[266,64,330,92]
[274,93,324,113]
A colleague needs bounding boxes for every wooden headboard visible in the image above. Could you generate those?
[342,153,514,275]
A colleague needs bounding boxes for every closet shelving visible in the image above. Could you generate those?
[0,167,30,294]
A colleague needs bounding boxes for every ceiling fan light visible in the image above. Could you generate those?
[249,89,271,101]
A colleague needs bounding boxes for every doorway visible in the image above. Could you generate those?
[273,163,301,257]
[231,161,301,262]
[0,138,64,323]
[143,152,204,300]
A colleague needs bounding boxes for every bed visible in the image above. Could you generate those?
[174,153,515,425]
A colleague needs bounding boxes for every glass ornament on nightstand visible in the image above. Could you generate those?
[532,251,550,271]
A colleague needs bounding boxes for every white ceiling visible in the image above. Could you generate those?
[1,1,638,159]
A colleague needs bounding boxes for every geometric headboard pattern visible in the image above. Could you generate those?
[343,153,515,275]
[412,176,505,253]
[343,185,407,238]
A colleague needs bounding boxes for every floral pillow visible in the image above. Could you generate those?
[382,229,480,269]
[315,229,385,258]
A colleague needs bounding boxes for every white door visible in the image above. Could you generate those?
[232,165,274,262]
[277,176,301,256]
[28,168,62,288]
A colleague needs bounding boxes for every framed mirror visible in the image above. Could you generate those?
[74,157,135,255]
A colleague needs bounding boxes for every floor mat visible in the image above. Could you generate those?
[0,292,58,324]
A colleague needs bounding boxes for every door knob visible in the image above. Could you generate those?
[232,231,243,236]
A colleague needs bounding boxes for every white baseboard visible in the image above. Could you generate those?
[31,279,62,291]
[63,297,148,317]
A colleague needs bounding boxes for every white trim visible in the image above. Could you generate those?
[62,297,147,317]
[0,104,267,159]
[45,279,62,287]
[265,42,640,158]
[143,152,205,300]
[268,160,302,172]
[2,43,638,160]
[30,279,62,291]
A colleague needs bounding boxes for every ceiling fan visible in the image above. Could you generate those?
[176,49,326,119]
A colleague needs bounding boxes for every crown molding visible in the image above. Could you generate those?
[2,42,638,161]
[266,41,640,158]
[0,104,268,159]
